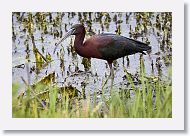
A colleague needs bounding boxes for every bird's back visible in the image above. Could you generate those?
[85,33,151,60]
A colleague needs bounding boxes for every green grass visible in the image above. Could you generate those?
[12,69,172,118]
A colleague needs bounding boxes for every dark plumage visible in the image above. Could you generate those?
[54,24,151,91]
[96,34,151,60]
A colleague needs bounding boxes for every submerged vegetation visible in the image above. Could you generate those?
[12,12,172,118]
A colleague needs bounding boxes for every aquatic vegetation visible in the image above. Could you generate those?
[12,12,172,118]
[12,67,172,118]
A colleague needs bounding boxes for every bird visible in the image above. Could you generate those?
[54,24,151,92]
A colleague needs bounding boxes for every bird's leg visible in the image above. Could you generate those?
[102,61,113,90]
[102,73,110,89]
[108,63,114,95]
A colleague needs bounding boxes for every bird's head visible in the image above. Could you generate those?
[53,24,85,53]
[70,24,85,35]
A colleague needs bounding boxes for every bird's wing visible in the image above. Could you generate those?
[97,34,150,60]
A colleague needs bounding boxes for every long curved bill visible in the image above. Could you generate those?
[53,28,75,54]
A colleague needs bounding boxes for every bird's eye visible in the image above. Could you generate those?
[72,28,76,34]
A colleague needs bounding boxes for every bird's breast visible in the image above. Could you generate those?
[74,38,104,59]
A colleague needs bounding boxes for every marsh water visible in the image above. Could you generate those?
[12,12,172,96]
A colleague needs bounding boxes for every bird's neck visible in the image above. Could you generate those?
[74,33,85,47]
[74,31,85,55]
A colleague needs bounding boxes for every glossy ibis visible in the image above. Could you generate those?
[54,24,151,92]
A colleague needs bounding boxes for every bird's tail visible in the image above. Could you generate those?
[127,38,151,52]
[137,43,151,51]
[138,44,151,55]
